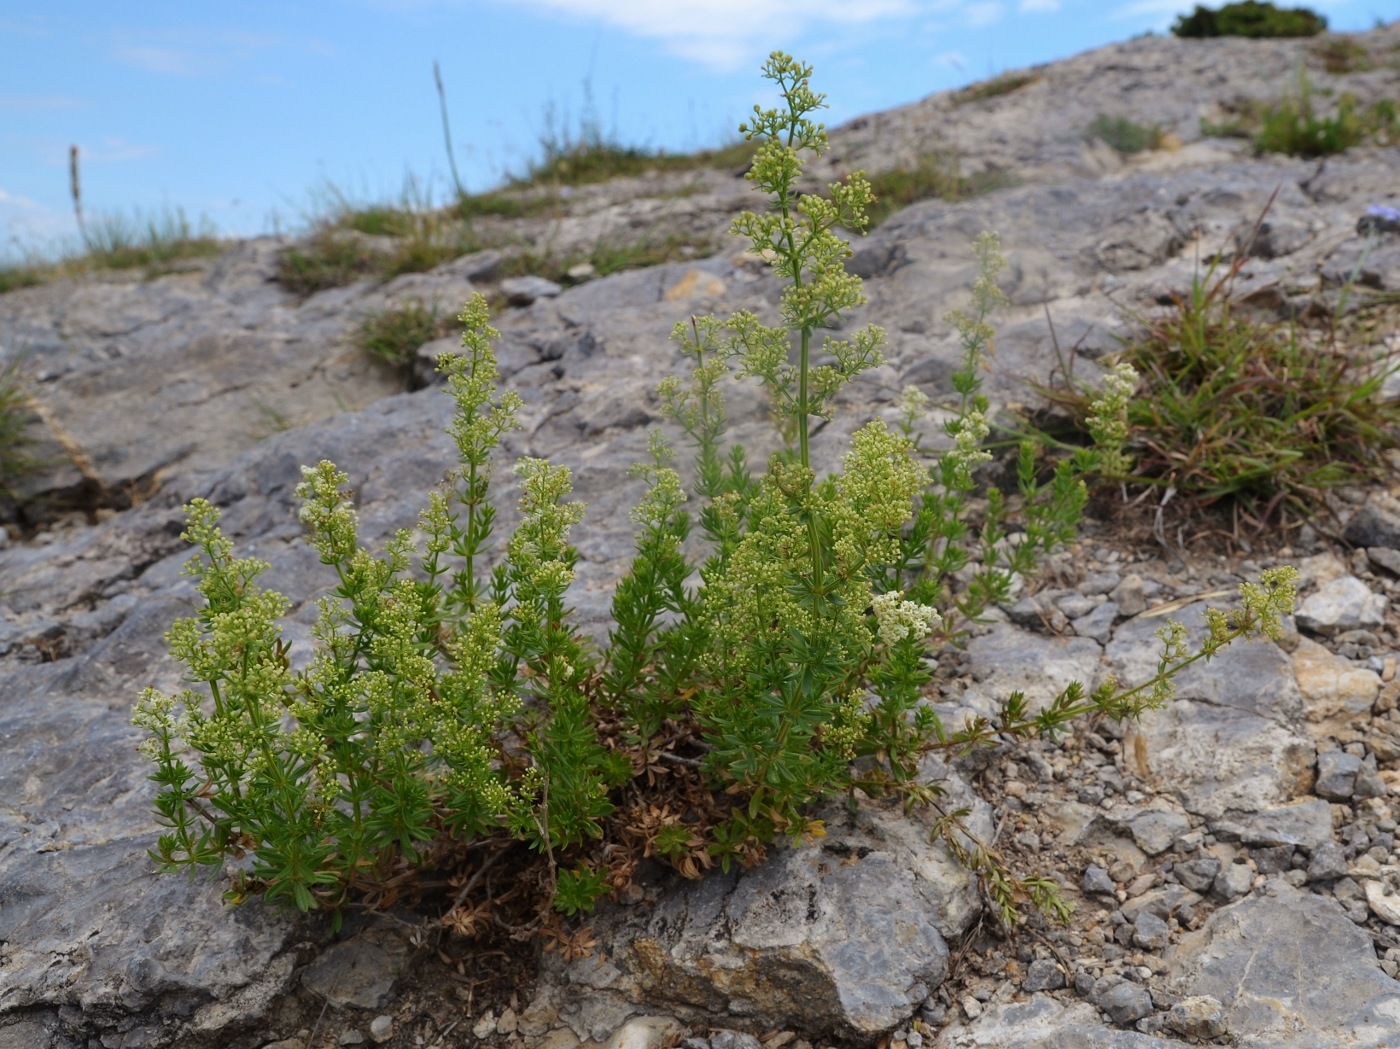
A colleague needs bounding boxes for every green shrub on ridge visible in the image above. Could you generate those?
[1172,1,1326,38]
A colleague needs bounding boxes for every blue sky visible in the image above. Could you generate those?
[2,0,1394,259]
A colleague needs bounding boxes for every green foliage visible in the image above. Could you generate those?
[275,230,383,295]
[455,190,559,221]
[513,93,756,188]
[0,207,222,293]
[1199,69,1397,155]
[137,53,1293,937]
[1087,114,1166,155]
[1313,37,1374,73]
[77,207,223,272]
[356,300,452,384]
[492,232,715,289]
[276,180,484,296]
[953,73,1040,105]
[276,220,481,296]
[0,355,39,500]
[1172,1,1326,38]
[1039,257,1400,524]
[862,154,1015,227]
[1252,69,1395,155]
[0,266,44,295]
[588,233,712,277]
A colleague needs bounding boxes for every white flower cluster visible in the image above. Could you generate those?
[871,590,942,646]
[945,410,992,490]
[1086,361,1139,478]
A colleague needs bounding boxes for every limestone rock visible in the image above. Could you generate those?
[934,995,1173,1048]
[960,624,1103,718]
[501,275,564,305]
[301,926,409,1010]
[1236,800,1335,851]
[559,770,989,1041]
[1296,576,1388,636]
[1316,750,1365,802]
[1344,495,1400,550]
[1126,809,1190,857]
[1088,976,1153,1026]
[1292,637,1381,727]
[1169,885,1400,1047]
[1166,996,1226,1041]
[1105,604,1313,818]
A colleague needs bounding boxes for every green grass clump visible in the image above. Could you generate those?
[77,208,222,272]
[338,206,413,237]
[356,300,453,384]
[952,72,1040,106]
[455,190,559,221]
[275,230,383,295]
[1253,72,1396,155]
[862,154,1015,227]
[1042,261,1400,525]
[492,232,715,289]
[0,265,46,295]
[1172,1,1326,38]
[516,137,756,189]
[1200,71,1397,155]
[1087,114,1166,155]
[0,355,39,502]
[1313,36,1374,73]
[1,207,223,294]
[277,213,482,296]
[587,233,712,276]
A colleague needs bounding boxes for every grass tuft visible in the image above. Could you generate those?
[1,206,222,294]
[952,73,1040,106]
[494,231,714,288]
[1253,73,1395,156]
[356,300,455,386]
[514,138,756,189]
[275,230,383,296]
[0,355,39,502]
[79,209,222,271]
[1087,114,1166,155]
[862,154,1015,227]
[1200,70,1397,156]
[0,266,46,295]
[1313,36,1374,73]
[1039,257,1400,526]
[276,188,484,297]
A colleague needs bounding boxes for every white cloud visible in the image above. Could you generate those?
[933,50,968,71]
[0,187,43,210]
[114,44,200,75]
[0,18,51,39]
[1018,0,1059,11]
[82,136,161,163]
[0,96,82,110]
[110,29,281,76]
[0,188,72,261]
[963,1,1005,27]
[1109,0,1189,19]
[499,0,922,70]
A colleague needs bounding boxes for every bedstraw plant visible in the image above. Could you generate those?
[135,53,1297,936]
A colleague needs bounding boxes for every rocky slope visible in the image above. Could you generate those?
[2,22,1400,1049]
